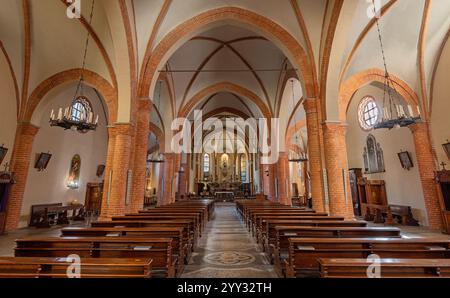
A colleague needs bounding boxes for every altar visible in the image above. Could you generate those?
[215,191,235,202]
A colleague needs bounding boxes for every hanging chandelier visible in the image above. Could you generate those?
[371,0,421,130]
[288,79,308,163]
[50,0,99,133]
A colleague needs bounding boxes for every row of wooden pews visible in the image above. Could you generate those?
[237,200,450,278]
[0,199,214,278]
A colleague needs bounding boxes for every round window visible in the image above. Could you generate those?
[358,97,379,130]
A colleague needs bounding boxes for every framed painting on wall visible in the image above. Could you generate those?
[0,146,8,166]
[442,140,450,161]
[398,151,413,171]
[35,152,52,171]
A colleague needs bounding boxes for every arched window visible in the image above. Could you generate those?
[70,96,92,122]
[203,153,210,178]
[358,96,379,130]
[240,154,247,182]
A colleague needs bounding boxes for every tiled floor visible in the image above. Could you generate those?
[181,202,277,278]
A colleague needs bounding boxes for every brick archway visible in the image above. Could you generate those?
[25,68,118,123]
[339,68,419,121]
[138,7,317,100]
[149,122,165,152]
[179,82,272,121]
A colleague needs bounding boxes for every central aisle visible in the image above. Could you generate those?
[181,202,277,278]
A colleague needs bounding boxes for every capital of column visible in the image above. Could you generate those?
[303,98,319,114]
[17,122,39,136]
[113,123,135,136]
[323,121,348,137]
[409,121,428,134]
[138,97,152,111]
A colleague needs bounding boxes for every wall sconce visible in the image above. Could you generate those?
[67,179,80,190]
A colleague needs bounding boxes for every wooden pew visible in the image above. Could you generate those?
[285,238,450,278]
[251,214,343,239]
[247,211,326,231]
[61,226,188,273]
[319,258,450,278]
[261,220,368,255]
[270,226,401,276]
[92,219,197,247]
[136,209,206,229]
[15,237,177,278]
[0,257,153,278]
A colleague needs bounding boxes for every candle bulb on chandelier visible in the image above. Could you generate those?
[58,108,63,120]
[407,105,414,117]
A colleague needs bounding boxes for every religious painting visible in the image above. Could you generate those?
[398,151,413,171]
[96,164,105,177]
[443,140,450,161]
[35,152,52,171]
[67,154,81,189]
[362,134,385,173]
[0,145,8,167]
[221,154,229,177]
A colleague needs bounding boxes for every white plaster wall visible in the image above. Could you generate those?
[20,84,108,227]
[346,84,428,225]
[0,52,18,166]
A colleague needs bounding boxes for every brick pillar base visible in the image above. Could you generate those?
[410,122,443,229]
[101,124,134,218]
[262,163,276,201]
[303,99,325,212]
[5,123,39,231]
[161,153,175,205]
[277,152,291,205]
[323,122,354,219]
[129,99,151,213]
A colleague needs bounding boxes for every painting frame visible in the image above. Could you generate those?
[35,152,52,171]
[0,145,8,167]
[96,164,105,177]
[442,140,450,161]
[398,151,413,171]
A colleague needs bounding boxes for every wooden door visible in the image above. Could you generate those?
[349,169,362,216]
[85,183,103,214]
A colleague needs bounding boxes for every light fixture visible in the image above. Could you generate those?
[371,0,421,130]
[288,79,308,163]
[50,0,99,133]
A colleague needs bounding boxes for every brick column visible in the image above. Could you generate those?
[99,126,117,220]
[303,99,325,212]
[129,99,152,213]
[161,153,175,205]
[262,163,276,201]
[103,123,134,217]
[323,122,354,219]
[410,122,443,229]
[277,152,291,205]
[5,123,39,231]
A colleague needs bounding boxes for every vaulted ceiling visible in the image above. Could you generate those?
[1,0,450,154]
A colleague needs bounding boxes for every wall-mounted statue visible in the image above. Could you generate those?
[363,134,385,174]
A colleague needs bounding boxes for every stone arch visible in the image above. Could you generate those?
[179,82,272,121]
[25,69,118,124]
[139,7,317,100]
[149,122,165,153]
[339,68,420,122]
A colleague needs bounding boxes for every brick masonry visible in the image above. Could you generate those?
[323,122,354,219]
[4,123,39,231]
[303,98,326,212]
[410,122,443,229]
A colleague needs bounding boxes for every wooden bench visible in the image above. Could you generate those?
[388,204,420,226]
[0,257,153,278]
[247,211,327,231]
[92,219,197,247]
[319,258,450,278]
[260,220,368,253]
[15,237,177,278]
[251,215,344,239]
[61,226,189,273]
[285,238,450,278]
[136,209,207,228]
[270,227,401,276]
